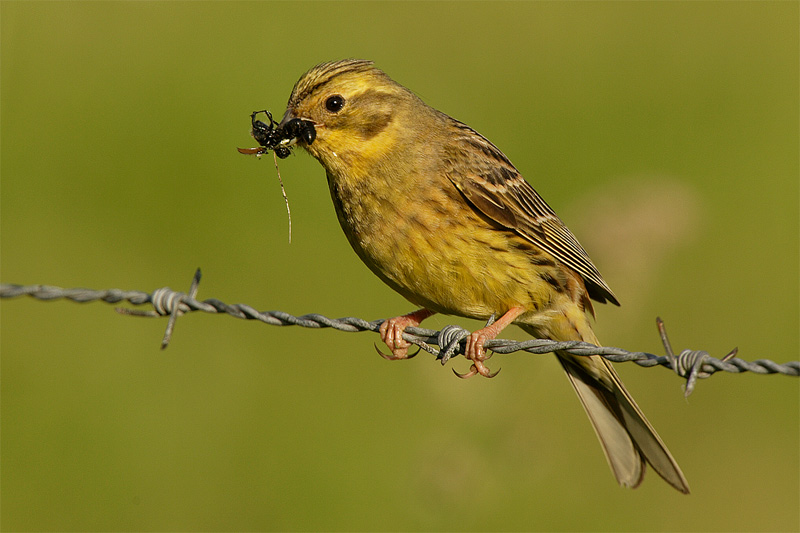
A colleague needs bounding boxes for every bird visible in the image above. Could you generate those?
[268,58,690,493]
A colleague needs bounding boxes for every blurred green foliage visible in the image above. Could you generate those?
[1,2,797,531]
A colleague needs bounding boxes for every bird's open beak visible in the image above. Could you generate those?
[279,111,317,146]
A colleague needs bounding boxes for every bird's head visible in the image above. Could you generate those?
[278,59,427,174]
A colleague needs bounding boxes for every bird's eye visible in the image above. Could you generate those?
[325,95,345,113]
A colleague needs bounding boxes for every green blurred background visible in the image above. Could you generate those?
[2,2,797,531]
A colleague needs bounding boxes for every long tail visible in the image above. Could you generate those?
[521,322,690,493]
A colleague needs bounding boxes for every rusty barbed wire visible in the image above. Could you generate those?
[1,269,797,396]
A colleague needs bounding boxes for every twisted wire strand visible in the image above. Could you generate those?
[2,270,797,396]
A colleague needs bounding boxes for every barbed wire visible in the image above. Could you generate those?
[1,269,797,396]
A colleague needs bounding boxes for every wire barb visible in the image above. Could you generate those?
[114,268,202,349]
[657,317,739,396]
[2,272,797,396]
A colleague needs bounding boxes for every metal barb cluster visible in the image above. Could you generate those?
[1,271,798,396]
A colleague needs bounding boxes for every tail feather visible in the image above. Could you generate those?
[521,319,690,494]
[557,354,690,493]
[557,354,645,488]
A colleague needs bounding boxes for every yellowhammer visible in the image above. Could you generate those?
[256,59,689,493]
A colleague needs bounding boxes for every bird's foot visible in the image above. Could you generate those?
[453,306,526,379]
[454,328,501,378]
[376,308,434,360]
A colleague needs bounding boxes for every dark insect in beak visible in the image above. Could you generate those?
[280,117,317,145]
[237,110,316,159]
[251,110,277,146]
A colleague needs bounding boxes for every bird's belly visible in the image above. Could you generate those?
[333,183,559,320]
[393,229,556,320]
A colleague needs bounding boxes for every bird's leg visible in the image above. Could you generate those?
[377,308,436,360]
[457,306,526,378]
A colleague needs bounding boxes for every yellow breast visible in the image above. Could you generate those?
[325,164,562,321]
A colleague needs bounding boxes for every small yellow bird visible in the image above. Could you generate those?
[268,59,689,493]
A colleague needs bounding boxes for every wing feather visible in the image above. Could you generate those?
[444,120,619,306]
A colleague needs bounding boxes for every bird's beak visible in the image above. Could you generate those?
[279,110,317,146]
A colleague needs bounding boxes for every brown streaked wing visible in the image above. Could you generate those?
[444,121,619,306]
